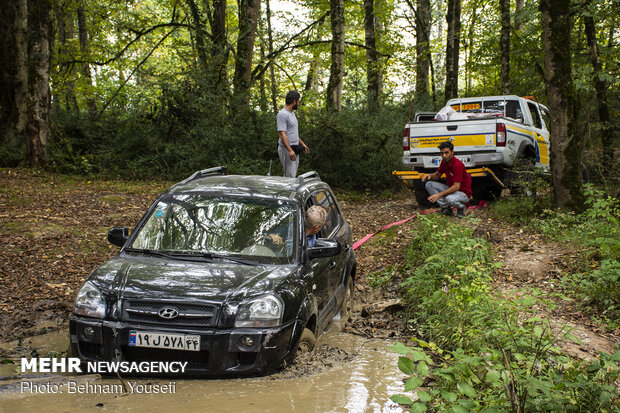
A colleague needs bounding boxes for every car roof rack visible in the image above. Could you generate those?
[296,171,321,185]
[177,166,227,186]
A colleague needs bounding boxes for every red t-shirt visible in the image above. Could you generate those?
[437,156,472,198]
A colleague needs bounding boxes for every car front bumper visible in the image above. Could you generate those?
[69,314,300,377]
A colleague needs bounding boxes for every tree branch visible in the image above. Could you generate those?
[99,25,180,114]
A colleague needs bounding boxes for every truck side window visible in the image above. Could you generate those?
[528,102,542,129]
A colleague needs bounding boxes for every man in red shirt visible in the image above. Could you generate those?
[422,141,472,218]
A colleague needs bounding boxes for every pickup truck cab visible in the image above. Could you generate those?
[400,96,551,204]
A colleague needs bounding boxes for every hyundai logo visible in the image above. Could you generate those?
[158,307,179,319]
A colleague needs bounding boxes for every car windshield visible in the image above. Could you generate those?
[130,194,297,264]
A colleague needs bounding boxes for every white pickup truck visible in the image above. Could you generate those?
[398,95,551,205]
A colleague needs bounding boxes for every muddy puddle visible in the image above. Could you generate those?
[0,324,406,413]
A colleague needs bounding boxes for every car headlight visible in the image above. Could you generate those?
[74,281,106,318]
[235,294,283,328]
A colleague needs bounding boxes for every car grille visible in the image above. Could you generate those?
[122,346,209,370]
[123,300,218,327]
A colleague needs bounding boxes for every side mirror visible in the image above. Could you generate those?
[107,227,128,247]
[307,239,341,260]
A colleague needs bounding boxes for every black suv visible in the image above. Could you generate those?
[69,167,356,376]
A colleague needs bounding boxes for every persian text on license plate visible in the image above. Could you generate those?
[129,331,200,351]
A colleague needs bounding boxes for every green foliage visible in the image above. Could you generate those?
[47,86,406,191]
[392,212,620,411]
[400,215,500,350]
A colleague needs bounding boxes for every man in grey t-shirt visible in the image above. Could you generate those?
[277,90,309,177]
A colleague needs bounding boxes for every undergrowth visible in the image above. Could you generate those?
[389,214,619,412]
[491,184,620,328]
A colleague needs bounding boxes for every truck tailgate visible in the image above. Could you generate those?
[408,119,497,153]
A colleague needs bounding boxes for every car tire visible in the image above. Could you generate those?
[340,278,354,324]
[297,328,317,353]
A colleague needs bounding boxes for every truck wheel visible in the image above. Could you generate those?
[414,187,431,208]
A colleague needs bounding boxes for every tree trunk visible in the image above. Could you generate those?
[515,0,525,32]
[210,0,228,99]
[77,2,96,113]
[55,2,78,111]
[187,0,208,68]
[500,0,510,94]
[0,0,21,145]
[233,0,260,105]
[364,0,380,110]
[415,0,431,103]
[444,0,461,101]
[265,0,277,113]
[304,51,320,93]
[327,0,345,112]
[583,7,613,169]
[25,0,51,167]
[540,0,584,210]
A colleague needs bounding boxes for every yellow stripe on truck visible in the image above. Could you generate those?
[410,134,493,149]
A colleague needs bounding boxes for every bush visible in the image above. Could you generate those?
[48,90,408,191]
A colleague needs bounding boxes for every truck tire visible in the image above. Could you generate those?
[414,186,431,208]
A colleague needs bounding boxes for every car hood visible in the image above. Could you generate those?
[89,255,296,303]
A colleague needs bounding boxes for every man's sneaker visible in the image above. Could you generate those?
[441,206,453,216]
[456,207,466,218]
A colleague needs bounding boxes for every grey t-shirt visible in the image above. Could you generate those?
[276,108,299,146]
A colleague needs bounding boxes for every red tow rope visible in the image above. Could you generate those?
[352,201,487,250]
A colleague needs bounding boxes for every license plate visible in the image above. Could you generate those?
[129,331,200,351]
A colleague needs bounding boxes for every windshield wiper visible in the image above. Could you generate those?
[172,251,261,266]
[124,248,177,259]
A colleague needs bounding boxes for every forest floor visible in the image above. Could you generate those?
[0,168,617,360]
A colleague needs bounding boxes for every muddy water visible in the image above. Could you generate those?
[0,326,406,413]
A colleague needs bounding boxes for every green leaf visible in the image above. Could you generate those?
[452,406,468,413]
[533,325,543,338]
[564,332,583,345]
[390,342,414,355]
[609,350,620,362]
[485,370,501,384]
[441,391,457,403]
[1,359,15,364]
[412,350,430,362]
[457,382,477,398]
[399,356,416,375]
[417,361,430,377]
[405,377,423,392]
[390,394,413,405]
[410,402,427,413]
[417,390,431,403]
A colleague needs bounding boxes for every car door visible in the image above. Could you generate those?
[527,101,550,170]
[308,189,347,328]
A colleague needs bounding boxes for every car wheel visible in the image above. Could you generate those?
[340,278,354,324]
[297,328,316,353]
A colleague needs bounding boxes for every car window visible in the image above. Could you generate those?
[131,194,297,264]
[310,190,340,237]
[527,102,542,129]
